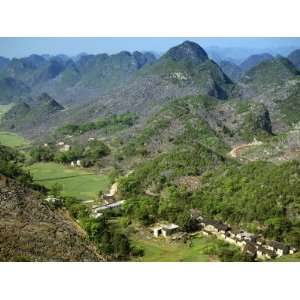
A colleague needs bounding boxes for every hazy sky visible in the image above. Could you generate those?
[1,37,300,58]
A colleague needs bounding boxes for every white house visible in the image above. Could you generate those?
[61,144,71,152]
[94,200,125,212]
[257,246,276,260]
[234,230,256,242]
[266,241,290,256]
[152,224,179,238]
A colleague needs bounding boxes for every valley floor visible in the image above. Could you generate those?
[27,162,110,201]
[131,234,218,262]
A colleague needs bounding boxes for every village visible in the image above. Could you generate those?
[40,136,298,262]
[83,180,297,261]
[150,209,297,261]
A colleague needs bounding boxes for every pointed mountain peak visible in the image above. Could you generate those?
[36,93,64,111]
[164,40,208,63]
[288,49,300,69]
[240,53,273,71]
[133,51,156,68]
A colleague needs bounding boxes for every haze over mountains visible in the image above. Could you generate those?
[1,40,300,139]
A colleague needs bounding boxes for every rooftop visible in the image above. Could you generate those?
[269,240,289,250]
[201,217,230,231]
[95,200,125,211]
[162,224,179,230]
[257,246,276,257]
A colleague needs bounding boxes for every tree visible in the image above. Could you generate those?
[112,232,131,259]
[176,211,193,231]
[30,146,54,162]
[84,140,110,160]
[49,183,63,198]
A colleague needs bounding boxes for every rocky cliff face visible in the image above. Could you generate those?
[0,176,103,261]
[219,60,243,82]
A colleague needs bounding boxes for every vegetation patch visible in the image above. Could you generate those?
[191,160,300,246]
[56,112,138,136]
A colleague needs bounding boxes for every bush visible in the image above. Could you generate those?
[80,216,132,260]
[84,140,110,159]
[30,146,54,163]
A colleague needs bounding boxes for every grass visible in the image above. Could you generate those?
[28,162,110,200]
[131,233,219,262]
[0,131,30,148]
[274,253,300,262]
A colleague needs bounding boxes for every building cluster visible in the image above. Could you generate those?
[195,214,297,260]
[150,209,297,260]
[56,141,71,152]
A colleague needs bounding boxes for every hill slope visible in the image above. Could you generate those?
[0,177,102,261]
[1,93,64,133]
[219,60,243,82]
[0,77,31,104]
[236,57,300,132]
[0,144,102,261]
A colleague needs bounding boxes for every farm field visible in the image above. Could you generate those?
[131,234,220,262]
[0,131,30,148]
[28,162,110,200]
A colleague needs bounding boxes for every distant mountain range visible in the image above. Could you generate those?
[1,40,300,140]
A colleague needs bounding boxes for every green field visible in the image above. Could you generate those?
[131,234,220,262]
[28,162,110,200]
[0,131,30,148]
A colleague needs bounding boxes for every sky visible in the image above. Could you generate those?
[1,37,300,59]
